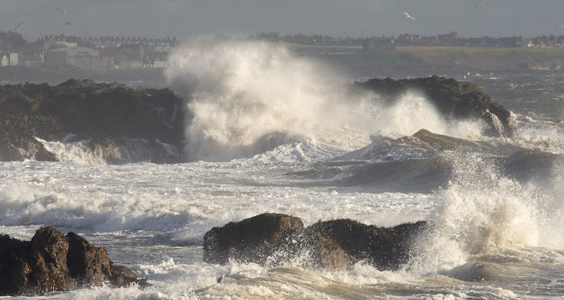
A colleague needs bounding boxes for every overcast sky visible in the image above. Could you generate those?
[1,0,563,41]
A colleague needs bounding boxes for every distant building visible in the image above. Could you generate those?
[24,53,43,67]
[9,53,18,66]
[363,38,396,54]
[54,41,78,48]
[44,47,100,70]
[0,52,19,67]
[0,53,8,67]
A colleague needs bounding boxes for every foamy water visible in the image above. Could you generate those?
[1,42,564,299]
[165,40,484,161]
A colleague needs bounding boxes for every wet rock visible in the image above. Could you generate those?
[0,128,57,161]
[308,219,427,270]
[203,213,304,265]
[275,230,354,269]
[203,213,426,271]
[0,227,146,296]
[0,80,185,163]
[355,76,514,137]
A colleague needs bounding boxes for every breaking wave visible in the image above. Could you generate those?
[165,40,484,161]
[408,152,564,277]
[37,136,181,164]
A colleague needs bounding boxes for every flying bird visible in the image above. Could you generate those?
[14,22,23,32]
[403,11,416,21]
[55,8,68,13]
[65,21,72,26]
[476,5,484,9]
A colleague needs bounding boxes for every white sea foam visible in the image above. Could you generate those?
[37,137,182,164]
[165,40,484,162]
[511,113,564,154]
[409,152,563,276]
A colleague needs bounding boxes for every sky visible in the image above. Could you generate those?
[1,0,564,41]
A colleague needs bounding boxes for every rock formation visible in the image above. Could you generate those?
[0,79,185,163]
[0,227,146,296]
[0,76,514,163]
[203,213,304,265]
[355,76,514,137]
[203,213,426,270]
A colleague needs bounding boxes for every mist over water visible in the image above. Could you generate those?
[166,40,484,161]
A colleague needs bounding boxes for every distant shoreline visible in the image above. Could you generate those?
[2,46,564,87]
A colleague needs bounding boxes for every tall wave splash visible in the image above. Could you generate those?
[165,40,483,161]
[408,152,564,276]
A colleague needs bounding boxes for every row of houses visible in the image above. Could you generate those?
[256,32,564,49]
[38,34,177,70]
[43,46,169,70]
[41,35,178,52]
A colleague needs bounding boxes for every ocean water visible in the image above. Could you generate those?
[1,41,564,299]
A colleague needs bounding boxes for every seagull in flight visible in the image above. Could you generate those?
[55,8,68,13]
[14,22,23,32]
[65,21,72,26]
[403,11,416,21]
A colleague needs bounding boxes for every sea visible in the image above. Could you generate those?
[1,41,564,299]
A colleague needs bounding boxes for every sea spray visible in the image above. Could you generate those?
[165,40,484,161]
[407,152,552,275]
[541,157,564,249]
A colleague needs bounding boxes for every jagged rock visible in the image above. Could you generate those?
[274,230,354,269]
[203,213,426,270]
[0,80,185,163]
[307,219,427,270]
[355,76,514,137]
[203,213,304,265]
[0,76,511,163]
[0,128,57,161]
[0,227,146,296]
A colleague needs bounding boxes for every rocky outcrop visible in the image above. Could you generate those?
[0,128,57,162]
[0,227,146,296]
[0,76,512,163]
[203,213,304,265]
[307,219,427,270]
[355,76,514,137]
[0,79,185,163]
[203,213,426,270]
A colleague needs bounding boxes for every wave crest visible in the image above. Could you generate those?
[166,40,484,162]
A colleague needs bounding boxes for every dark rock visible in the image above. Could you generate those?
[203,213,426,271]
[66,232,112,286]
[29,227,76,293]
[308,219,427,270]
[274,230,354,269]
[0,80,186,163]
[203,213,304,265]
[0,227,146,296]
[0,128,57,161]
[355,76,514,137]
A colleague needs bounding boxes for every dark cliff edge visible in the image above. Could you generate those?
[0,227,147,296]
[0,76,513,163]
[355,76,514,137]
[0,79,186,163]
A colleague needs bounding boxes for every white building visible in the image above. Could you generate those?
[0,54,8,67]
[44,47,100,70]
[0,53,18,67]
[9,53,18,66]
